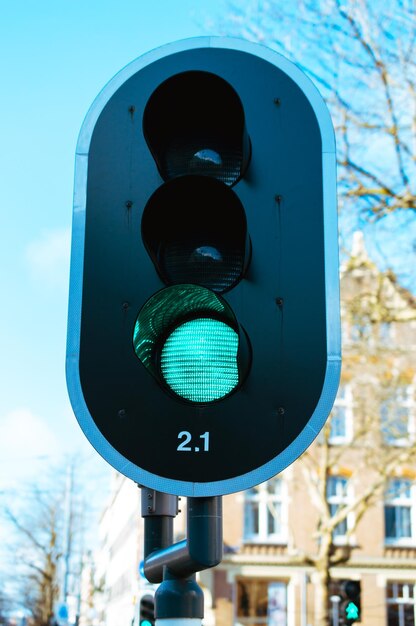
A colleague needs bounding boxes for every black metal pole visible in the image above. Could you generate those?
[140,487,223,624]
[141,487,177,558]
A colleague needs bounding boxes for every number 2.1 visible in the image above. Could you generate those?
[177,431,210,452]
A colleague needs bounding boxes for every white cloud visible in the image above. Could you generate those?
[26,227,71,286]
[0,408,62,488]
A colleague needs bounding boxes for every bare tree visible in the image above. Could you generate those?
[0,589,10,626]
[225,0,415,216]
[3,485,62,626]
[1,464,88,626]
[222,0,416,288]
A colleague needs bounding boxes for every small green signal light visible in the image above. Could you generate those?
[140,621,152,626]
[345,601,360,620]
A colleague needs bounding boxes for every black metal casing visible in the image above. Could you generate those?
[67,39,341,496]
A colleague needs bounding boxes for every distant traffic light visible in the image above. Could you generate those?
[139,594,155,626]
[66,37,341,497]
[341,580,361,624]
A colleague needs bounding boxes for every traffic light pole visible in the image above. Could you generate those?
[141,487,223,625]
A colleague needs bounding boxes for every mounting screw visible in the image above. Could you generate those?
[275,194,282,203]
[125,200,133,209]
[117,409,127,419]
[274,97,281,105]
[277,407,285,416]
[275,297,284,308]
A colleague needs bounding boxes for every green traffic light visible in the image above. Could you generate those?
[133,284,250,405]
[140,621,152,626]
[345,601,360,620]
[160,317,239,402]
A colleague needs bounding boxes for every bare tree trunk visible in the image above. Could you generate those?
[315,560,331,626]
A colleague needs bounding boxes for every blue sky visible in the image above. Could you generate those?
[0,0,227,497]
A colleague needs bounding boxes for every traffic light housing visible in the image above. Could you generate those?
[340,580,361,624]
[139,594,155,626]
[66,37,341,496]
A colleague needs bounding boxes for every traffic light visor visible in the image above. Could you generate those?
[143,70,251,185]
[343,581,360,598]
[142,175,251,293]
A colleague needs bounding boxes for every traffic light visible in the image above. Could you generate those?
[139,594,155,626]
[66,37,341,496]
[340,580,361,624]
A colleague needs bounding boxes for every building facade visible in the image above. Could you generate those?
[92,473,142,626]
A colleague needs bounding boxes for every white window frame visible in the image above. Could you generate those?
[243,478,287,544]
[380,321,396,346]
[327,475,353,545]
[384,479,416,547]
[350,314,372,343]
[386,581,416,626]
[381,386,415,447]
[329,384,353,444]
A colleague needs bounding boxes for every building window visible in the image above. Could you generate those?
[350,314,372,343]
[236,579,287,626]
[381,387,414,446]
[385,479,415,545]
[243,478,286,543]
[326,476,351,542]
[380,322,395,345]
[387,582,415,626]
[329,385,353,444]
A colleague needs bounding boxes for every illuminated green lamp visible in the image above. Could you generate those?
[133,284,250,404]
[161,317,238,402]
[345,601,360,620]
